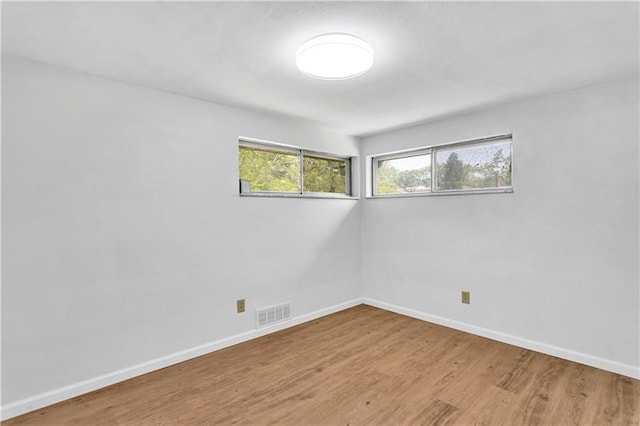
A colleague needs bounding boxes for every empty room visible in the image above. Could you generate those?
[1,1,639,425]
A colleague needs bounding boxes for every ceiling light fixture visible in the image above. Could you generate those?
[296,33,374,80]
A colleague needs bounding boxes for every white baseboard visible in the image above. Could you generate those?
[0,298,363,421]
[363,298,640,380]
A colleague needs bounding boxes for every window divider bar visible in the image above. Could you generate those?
[431,149,436,192]
[371,156,378,197]
[298,150,304,195]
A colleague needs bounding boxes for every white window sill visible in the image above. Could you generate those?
[366,188,513,199]
[240,193,359,200]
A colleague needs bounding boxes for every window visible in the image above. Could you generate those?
[375,150,431,195]
[435,139,512,192]
[239,145,300,193]
[303,155,348,194]
[372,135,512,197]
[239,139,352,197]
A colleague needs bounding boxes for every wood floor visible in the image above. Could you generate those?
[4,305,639,425]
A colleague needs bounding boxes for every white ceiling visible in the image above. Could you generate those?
[2,1,638,137]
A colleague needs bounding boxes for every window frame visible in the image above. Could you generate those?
[371,148,432,197]
[301,151,352,197]
[239,138,354,199]
[370,134,513,198]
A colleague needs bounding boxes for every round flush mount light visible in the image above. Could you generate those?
[296,33,374,80]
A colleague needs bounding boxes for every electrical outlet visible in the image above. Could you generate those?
[237,299,245,313]
[461,291,470,304]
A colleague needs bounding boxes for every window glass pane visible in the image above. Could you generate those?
[239,146,300,192]
[303,156,348,194]
[376,154,431,195]
[435,140,512,191]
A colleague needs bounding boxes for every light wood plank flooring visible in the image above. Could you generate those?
[4,305,639,425]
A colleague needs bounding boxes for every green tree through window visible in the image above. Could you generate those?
[376,153,431,195]
[436,142,511,191]
[239,146,299,192]
[439,152,464,190]
[303,156,347,194]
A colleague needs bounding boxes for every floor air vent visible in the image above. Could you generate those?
[256,302,292,328]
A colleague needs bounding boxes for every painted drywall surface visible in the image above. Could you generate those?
[1,57,361,404]
[361,78,640,370]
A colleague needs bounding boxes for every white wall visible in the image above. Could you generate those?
[2,55,638,418]
[1,57,361,406]
[361,78,640,377]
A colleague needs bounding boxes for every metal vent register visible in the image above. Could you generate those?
[256,302,292,328]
